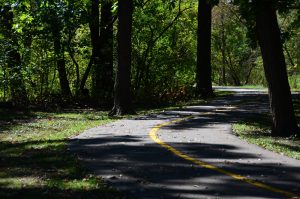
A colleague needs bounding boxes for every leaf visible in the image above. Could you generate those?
[20,13,27,21]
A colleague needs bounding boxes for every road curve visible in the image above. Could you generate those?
[69,91,300,199]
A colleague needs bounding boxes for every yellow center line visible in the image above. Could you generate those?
[149,115,300,199]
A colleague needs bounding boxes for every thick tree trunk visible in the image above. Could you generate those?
[93,1,114,103]
[90,0,100,49]
[0,5,28,106]
[196,0,213,98]
[53,29,72,98]
[255,0,299,137]
[110,0,134,115]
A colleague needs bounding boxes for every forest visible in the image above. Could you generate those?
[0,0,300,198]
[1,0,300,135]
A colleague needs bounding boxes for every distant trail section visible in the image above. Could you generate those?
[69,89,300,199]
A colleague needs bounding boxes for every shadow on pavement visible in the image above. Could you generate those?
[69,93,300,198]
[70,135,300,198]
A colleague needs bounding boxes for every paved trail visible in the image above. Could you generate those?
[69,90,300,199]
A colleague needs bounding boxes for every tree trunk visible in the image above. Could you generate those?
[93,1,114,103]
[80,54,94,93]
[53,29,72,98]
[0,5,28,106]
[110,0,134,115]
[90,0,100,51]
[79,0,100,96]
[90,0,100,99]
[255,0,299,137]
[196,0,213,98]
[67,32,80,94]
[220,11,226,86]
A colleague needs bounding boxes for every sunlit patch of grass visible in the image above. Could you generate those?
[47,175,105,191]
[233,123,300,160]
[238,85,266,89]
[0,175,43,189]
[0,109,124,199]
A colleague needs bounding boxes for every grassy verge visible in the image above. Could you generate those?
[233,99,300,160]
[238,85,266,89]
[233,123,300,160]
[0,109,125,199]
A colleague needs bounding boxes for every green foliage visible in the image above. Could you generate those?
[279,10,300,89]
[132,0,197,102]
[0,0,299,105]
[0,0,90,101]
[211,1,265,86]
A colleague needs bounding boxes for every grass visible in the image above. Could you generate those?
[232,97,300,160]
[0,108,125,199]
[238,85,267,89]
[233,123,300,160]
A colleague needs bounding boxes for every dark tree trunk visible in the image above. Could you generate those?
[53,29,72,98]
[255,0,299,137]
[92,1,114,103]
[0,5,28,106]
[110,0,134,115]
[196,0,213,98]
[90,0,100,50]
[220,12,226,86]
[67,32,80,93]
[79,0,100,95]
[80,55,94,93]
[90,0,100,98]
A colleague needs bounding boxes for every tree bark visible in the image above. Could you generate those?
[0,5,28,106]
[220,11,227,86]
[78,0,100,96]
[53,28,72,98]
[67,32,80,93]
[90,0,100,97]
[80,54,94,93]
[110,0,134,115]
[255,0,299,137]
[196,0,213,98]
[92,1,114,103]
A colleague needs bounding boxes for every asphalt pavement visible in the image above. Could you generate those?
[69,89,300,199]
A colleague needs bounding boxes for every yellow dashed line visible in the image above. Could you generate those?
[149,116,300,199]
